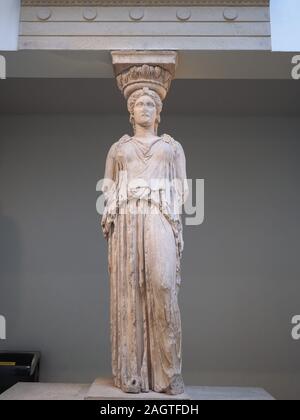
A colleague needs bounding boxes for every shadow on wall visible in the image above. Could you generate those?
[0,139,22,344]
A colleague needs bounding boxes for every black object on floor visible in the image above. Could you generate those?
[0,352,40,394]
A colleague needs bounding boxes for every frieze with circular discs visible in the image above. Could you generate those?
[176,8,192,21]
[37,8,52,21]
[129,8,145,21]
[83,7,98,21]
[223,7,239,20]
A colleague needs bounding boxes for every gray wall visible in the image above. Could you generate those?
[0,113,300,400]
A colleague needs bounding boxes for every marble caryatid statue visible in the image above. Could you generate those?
[101,60,188,395]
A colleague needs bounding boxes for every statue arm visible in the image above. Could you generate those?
[174,141,189,205]
[101,142,118,199]
[100,142,118,240]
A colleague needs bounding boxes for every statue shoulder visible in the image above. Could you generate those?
[107,134,131,158]
[162,134,183,154]
[117,134,131,146]
[162,133,175,145]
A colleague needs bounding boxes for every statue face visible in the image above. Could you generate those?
[133,95,157,128]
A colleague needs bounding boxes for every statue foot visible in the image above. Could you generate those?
[121,378,141,394]
[164,374,185,395]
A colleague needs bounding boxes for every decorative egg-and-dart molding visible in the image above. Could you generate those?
[22,1,270,7]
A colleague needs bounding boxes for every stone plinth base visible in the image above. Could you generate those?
[85,378,191,400]
[0,379,275,400]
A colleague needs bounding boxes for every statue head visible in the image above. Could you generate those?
[127,87,163,135]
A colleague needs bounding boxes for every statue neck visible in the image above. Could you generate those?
[134,124,157,139]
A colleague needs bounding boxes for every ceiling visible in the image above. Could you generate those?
[1,51,296,80]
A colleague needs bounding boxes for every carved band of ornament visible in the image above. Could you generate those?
[22,1,269,7]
